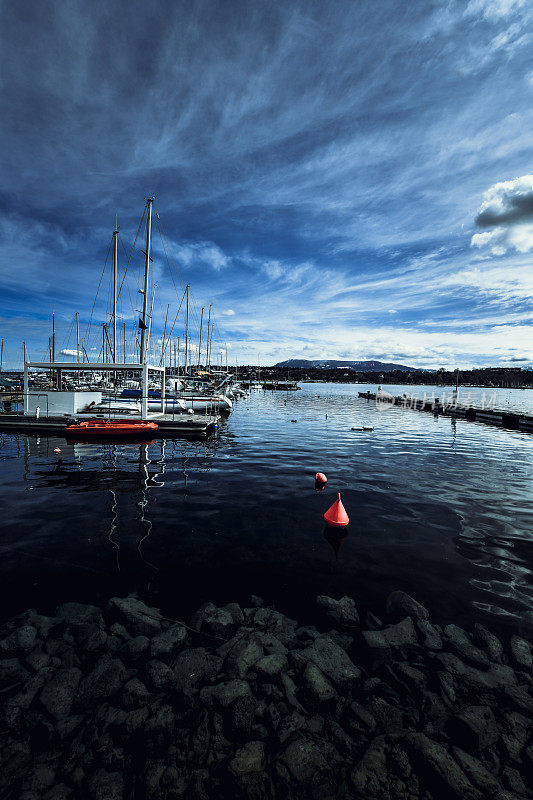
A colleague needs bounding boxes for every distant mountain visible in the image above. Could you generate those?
[272,359,424,372]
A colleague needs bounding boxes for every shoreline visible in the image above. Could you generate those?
[1,591,532,799]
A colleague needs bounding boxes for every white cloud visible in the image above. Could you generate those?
[465,0,526,20]
[471,224,533,254]
[221,309,235,316]
[60,348,82,357]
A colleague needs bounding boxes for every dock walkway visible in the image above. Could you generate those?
[0,411,219,437]
[358,392,533,432]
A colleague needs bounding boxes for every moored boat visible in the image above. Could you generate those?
[65,419,158,438]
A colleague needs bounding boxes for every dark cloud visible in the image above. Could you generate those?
[476,192,533,227]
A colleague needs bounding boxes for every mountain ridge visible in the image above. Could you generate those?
[272,359,425,371]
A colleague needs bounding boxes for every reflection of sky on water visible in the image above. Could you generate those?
[0,383,531,636]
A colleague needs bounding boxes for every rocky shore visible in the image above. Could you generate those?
[0,591,532,800]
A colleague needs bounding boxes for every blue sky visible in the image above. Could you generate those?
[0,0,532,370]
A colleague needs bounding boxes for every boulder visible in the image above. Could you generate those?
[300,635,361,686]
[191,603,235,638]
[121,678,151,710]
[39,667,82,720]
[447,705,499,752]
[150,624,187,660]
[0,625,37,656]
[510,635,532,670]
[452,747,501,796]
[0,658,31,688]
[107,596,161,637]
[56,602,103,628]
[76,654,126,709]
[254,653,288,679]
[210,679,252,708]
[473,623,504,664]
[386,591,429,621]
[303,662,337,703]
[143,659,174,691]
[444,625,490,668]
[226,634,264,677]
[88,768,124,800]
[417,620,443,650]
[316,595,359,628]
[229,741,265,776]
[404,732,481,799]
[173,648,221,692]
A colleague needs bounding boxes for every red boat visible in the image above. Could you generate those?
[65,419,158,438]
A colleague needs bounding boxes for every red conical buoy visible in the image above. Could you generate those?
[315,472,327,484]
[324,493,349,527]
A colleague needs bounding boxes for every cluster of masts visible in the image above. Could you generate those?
[34,197,231,376]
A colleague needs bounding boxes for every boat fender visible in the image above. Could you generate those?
[54,448,61,453]
[315,472,327,484]
[324,493,349,528]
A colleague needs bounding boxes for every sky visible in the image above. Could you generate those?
[0,0,532,370]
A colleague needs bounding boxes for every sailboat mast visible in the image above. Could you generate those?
[139,197,153,365]
[197,306,204,369]
[206,304,211,370]
[112,224,118,363]
[184,285,189,376]
[76,312,80,363]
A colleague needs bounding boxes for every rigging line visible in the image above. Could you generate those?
[154,211,186,302]
[160,288,187,362]
[118,235,136,319]
[85,240,112,348]
[116,205,147,304]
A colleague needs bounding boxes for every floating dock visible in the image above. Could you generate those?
[358,392,533,432]
[0,412,219,438]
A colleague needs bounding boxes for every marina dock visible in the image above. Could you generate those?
[0,411,219,437]
[358,391,533,432]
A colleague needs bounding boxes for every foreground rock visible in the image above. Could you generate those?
[0,591,531,799]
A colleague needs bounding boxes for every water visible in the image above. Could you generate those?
[0,383,532,635]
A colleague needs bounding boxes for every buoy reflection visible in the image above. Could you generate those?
[323,525,349,560]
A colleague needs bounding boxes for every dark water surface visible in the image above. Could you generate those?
[0,383,532,635]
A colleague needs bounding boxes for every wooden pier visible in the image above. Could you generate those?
[358,392,533,432]
[0,411,220,438]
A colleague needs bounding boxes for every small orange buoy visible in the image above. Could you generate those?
[324,493,349,527]
[315,472,327,484]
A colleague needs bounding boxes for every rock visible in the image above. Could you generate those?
[223,603,245,625]
[404,732,481,799]
[229,695,255,739]
[255,631,288,655]
[209,679,252,708]
[316,595,359,628]
[150,625,187,660]
[57,602,103,627]
[229,741,265,775]
[435,653,517,696]
[448,705,499,751]
[281,672,305,712]
[300,635,361,686]
[362,618,418,668]
[252,608,298,647]
[226,634,264,677]
[0,658,31,688]
[473,623,504,663]
[107,596,161,637]
[452,747,501,796]
[444,625,490,668]
[119,635,150,664]
[143,659,174,691]
[504,684,533,714]
[349,701,377,733]
[191,602,235,637]
[250,595,265,607]
[386,590,429,621]
[173,648,221,692]
[303,662,337,703]
[76,654,126,708]
[25,650,51,672]
[39,667,82,720]
[144,704,175,743]
[510,635,532,670]
[0,625,37,656]
[351,735,390,799]
[121,677,151,709]
[88,768,124,800]
[278,737,328,783]
[417,619,443,650]
[125,706,149,733]
[502,765,527,796]
[365,612,383,630]
[254,653,288,679]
